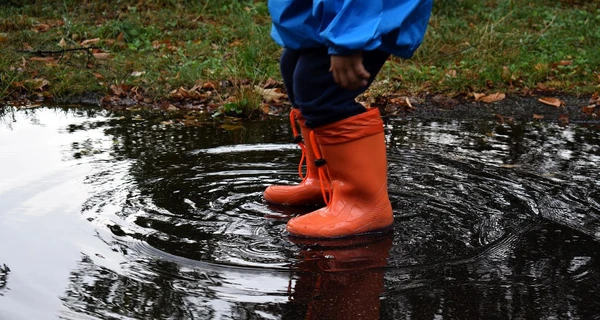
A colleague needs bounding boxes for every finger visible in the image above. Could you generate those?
[345,68,360,90]
[336,70,348,88]
[332,68,340,85]
[355,63,371,80]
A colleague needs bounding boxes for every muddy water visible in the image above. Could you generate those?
[0,107,599,320]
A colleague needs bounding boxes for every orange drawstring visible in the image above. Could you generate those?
[310,130,332,206]
[290,109,307,180]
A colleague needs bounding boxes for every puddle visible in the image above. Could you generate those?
[0,107,599,319]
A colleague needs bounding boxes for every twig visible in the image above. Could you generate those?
[17,46,98,56]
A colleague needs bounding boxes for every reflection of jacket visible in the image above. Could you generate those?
[268,0,433,58]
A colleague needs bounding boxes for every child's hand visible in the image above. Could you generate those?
[330,52,371,91]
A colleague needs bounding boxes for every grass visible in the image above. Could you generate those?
[0,0,598,114]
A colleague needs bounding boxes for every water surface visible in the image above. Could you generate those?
[0,107,599,319]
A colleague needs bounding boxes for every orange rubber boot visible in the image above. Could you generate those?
[263,109,325,206]
[286,108,393,238]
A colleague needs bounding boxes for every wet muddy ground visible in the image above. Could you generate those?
[0,103,599,319]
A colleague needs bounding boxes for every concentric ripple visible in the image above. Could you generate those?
[2,107,600,319]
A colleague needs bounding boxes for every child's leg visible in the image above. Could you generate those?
[292,48,390,128]
[285,48,393,238]
[279,49,301,109]
[263,48,325,206]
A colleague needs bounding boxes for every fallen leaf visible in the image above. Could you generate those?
[533,114,544,120]
[446,69,457,78]
[432,94,457,108]
[81,38,100,46]
[582,105,596,114]
[472,93,486,101]
[254,86,286,103]
[29,57,56,63]
[131,71,145,77]
[405,96,415,110]
[110,84,129,97]
[538,97,564,107]
[590,92,599,105]
[93,72,105,80]
[25,78,49,91]
[558,114,569,126]
[58,38,67,48]
[494,113,505,124]
[553,60,573,67]
[480,92,506,103]
[220,124,245,131]
[202,81,217,90]
[33,24,50,32]
[92,52,113,60]
[263,77,282,89]
[0,35,8,43]
[261,103,273,115]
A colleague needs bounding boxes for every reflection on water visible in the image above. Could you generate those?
[0,107,599,319]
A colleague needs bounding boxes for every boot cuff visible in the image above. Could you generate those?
[313,108,384,145]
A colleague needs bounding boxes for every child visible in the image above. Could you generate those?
[264,0,433,238]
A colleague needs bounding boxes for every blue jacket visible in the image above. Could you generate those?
[269,0,433,59]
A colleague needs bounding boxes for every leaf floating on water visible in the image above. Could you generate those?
[538,97,564,107]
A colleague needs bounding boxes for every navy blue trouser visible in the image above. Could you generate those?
[280,48,390,128]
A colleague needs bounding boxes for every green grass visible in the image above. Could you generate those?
[0,0,598,109]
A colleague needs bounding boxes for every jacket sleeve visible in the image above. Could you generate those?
[315,0,432,57]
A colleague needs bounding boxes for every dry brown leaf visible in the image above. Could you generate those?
[261,103,273,115]
[472,93,486,101]
[25,78,49,91]
[220,124,245,131]
[29,57,56,63]
[590,92,599,105]
[92,52,113,60]
[110,84,129,97]
[81,38,100,46]
[0,35,8,43]
[494,113,505,124]
[263,77,282,89]
[58,38,67,48]
[33,24,50,32]
[558,114,569,126]
[538,97,564,107]
[93,73,105,80]
[405,96,415,110]
[533,114,544,120]
[202,81,217,90]
[480,92,506,103]
[582,105,596,114]
[254,86,286,102]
